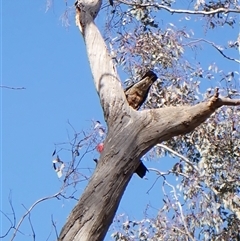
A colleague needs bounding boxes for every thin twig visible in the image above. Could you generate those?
[117,0,240,15]
[164,180,197,241]
[22,204,36,241]
[148,168,190,179]
[51,215,59,240]
[156,144,200,173]
[185,38,240,64]
[10,192,62,241]
[0,191,17,238]
[0,85,26,90]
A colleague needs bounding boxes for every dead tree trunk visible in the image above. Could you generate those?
[58,1,240,240]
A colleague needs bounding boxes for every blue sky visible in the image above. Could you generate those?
[1,1,239,241]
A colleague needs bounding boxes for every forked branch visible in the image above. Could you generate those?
[58,2,240,241]
[138,89,240,150]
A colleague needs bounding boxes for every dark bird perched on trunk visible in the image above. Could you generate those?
[124,70,158,110]
[124,70,158,178]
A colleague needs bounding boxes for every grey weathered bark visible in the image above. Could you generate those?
[58,1,240,240]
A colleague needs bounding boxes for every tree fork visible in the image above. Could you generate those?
[59,90,240,241]
[59,1,240,240]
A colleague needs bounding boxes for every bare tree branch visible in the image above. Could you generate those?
[148,168,190,179]
[51,215,59,240]
[23,205,36,241]
[185,39,240,64]
[10,193,62,241]
[139,90,240,151]
[164,181,197,241]
[0,85,26,90]
[117,0,240,15]
[0,191,17,239]
[157,144,200,173]
[215,97,240,106]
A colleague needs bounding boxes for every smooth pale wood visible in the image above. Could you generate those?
[59,1,240,240]
[75,0,127,126]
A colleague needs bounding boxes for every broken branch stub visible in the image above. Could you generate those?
[75,0,102,32]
